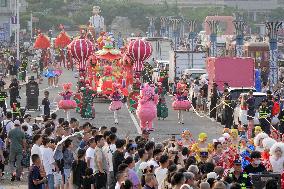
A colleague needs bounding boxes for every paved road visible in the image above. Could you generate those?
[1,68,223,188]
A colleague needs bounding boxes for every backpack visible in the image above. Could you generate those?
[0,120,12,140]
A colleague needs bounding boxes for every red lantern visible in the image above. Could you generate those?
[127,39,152,72]
[68,39,94,71]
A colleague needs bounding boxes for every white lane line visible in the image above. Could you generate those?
[50,96,59,114]
[124,104,142,134]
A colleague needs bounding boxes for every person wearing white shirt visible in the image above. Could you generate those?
[23,114,33,137]
[30,134,43,166]
[147,149,163,171]
[135,149,148,178]
[2,112,14,134]
[41,137,56,189]
[155,154,169,189]
[102,134,117,189]
[86,138,96,171]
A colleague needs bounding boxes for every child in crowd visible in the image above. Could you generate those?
[28,154,47,189]
[42,91,50,118]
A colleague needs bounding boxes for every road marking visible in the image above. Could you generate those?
[124,104,142,134]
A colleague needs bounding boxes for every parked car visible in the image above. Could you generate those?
[233,92,279,126]
[216,87,256,125]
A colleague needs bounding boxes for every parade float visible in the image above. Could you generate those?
[85,33,125,97]
[126,38,152,112]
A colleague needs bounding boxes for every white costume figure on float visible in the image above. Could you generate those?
[89,6,104,38]
[269,142,284,173]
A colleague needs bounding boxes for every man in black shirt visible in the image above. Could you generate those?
[244,151,266,174]
[112,139,126,178]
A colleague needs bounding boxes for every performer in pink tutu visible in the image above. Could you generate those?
[172,82,191,124]
[58,83,77,120]
[109,83,123,124]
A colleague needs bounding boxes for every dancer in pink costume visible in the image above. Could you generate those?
[109,83,123,124]
[136,83,159,131]
[53,62,63,87]
[172,82,191,124]
[58,83,77,120]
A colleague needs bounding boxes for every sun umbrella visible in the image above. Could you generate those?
[53,132,83,159]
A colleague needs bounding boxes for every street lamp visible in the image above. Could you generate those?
[233,19,246,57]
[186,20,196,68]
[16,0,21,61]
[147,17,156,37]
[206,20,218,57]
[265,21,282,89]
[170,18,181,50]
[160,17,168,37]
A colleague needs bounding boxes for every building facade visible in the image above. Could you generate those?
[136,0,283,10]
[0,0,27,42]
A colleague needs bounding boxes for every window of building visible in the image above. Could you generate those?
[0,0,7,7]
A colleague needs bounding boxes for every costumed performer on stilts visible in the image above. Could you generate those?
[109,83,123,124]
[58,83,77,121]
[136,83,159,131]
[172,82,191,124]
[156,82,168,120]
[80,80,96,119]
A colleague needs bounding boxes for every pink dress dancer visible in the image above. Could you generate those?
[136,83,159,131]
[58,83,77,120]
[109,84,123,124]
[172,82,191,124]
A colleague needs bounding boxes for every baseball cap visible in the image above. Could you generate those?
[24,114,31,119]
[233,159,242,165]
[139,162,150,170]
[14,120,21,126]
[207,172,218,179]
[200,151,208,157]
[142,130,150,135]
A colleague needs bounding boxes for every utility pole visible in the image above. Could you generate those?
[16,0,20,61]
[30,12,33,40]
[186,20,196,68]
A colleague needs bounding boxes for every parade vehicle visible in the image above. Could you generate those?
[216,87,256,124]
[207,52,256,124]
[207,57,255,94]
[233,92,279,126]
[169,50,206,83]
[183,68,207,79]
[156,60,169,70]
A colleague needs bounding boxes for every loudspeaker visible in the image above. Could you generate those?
[251,173,281,189]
